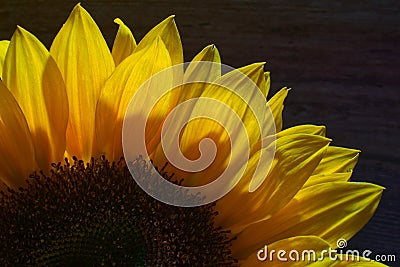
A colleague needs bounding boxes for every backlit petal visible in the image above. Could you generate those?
[157,63,271,187]
[263,71,271,97]
[216,134,330,234]
[136,15,183,65]
[96,37,172,161]
[233,182,383,258]
[313,146,360,175]
[303,172,352,188]
[268,88,289,132]
[0,40,9,78]
[3,26,68,171]
[278,124,326,137]
[0,81,37,188]
[112,18,137,66]
[50,3,115,161]
[183,44,221,87]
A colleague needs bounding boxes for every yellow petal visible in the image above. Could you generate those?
[268,88,289,132]
[112,18,137,66]
[0,40,10,78]
[215,134,330,234]
[183,44,221,86]
[278,124,326,137]
[50,3,115,161]
[3,26,68,171]
[156,62,270,187]
[233,182,383,258]
[149,45,223,166]
[313,146,360,175]
[241,236,336,266]
[175,44,222,102]
[239,62,267,92]
[136,15,183,65]
[96,37,172,161]
[263,71,271,97]
[191,44,221,64]
[0,81,37,188]
[303,172,352,188]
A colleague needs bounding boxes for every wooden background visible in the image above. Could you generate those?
[1,0,399,264]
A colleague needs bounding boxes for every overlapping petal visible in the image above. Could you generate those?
[0,81,37,188]
[2,26,68,171]
[312,146,360,175]
[268,87,289,132]
[96,37,172,161]
[135,15,183,66]
[112,18,137,66]
[0,40,9,78]
[153,62,270,187]
[278,124,326,137]
[232,182,383,259]
[50,3,115,161]
[216,133,330,234]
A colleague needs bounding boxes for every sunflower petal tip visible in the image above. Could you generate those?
[114,18,123,25]
[15,25,25,33]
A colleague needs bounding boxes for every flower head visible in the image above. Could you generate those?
[0,3,385,266]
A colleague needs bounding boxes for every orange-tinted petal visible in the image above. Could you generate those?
[0,81,37,188]
[3,26,68,171]
[96,37,172,161]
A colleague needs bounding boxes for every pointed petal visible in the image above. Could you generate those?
[50,3,115,161]
[239,62,267,91]
[112,18,137,66]
[3,27,68,171]
[303,172,352,188]
[191,44,221,64]
[263,71,271,97]
[0,81,37,188]
[233,182,383,258]
[278,124,326,137]
[215,134,330,234]
[313,146,360,175]
[156,63,271,187]
[136,15,183,65]
[241,236,336,266]
[178,44,222,110]
[0,40,10,79]
[149,45,223,166]
[177,44,222,102]
[96,37,172,160]
[268,88,289,132]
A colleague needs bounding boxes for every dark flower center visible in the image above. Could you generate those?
[0,156,237,266]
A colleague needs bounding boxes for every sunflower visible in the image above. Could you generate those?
[0,4,386,266]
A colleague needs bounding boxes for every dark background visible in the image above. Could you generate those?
[1,0,399,265]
